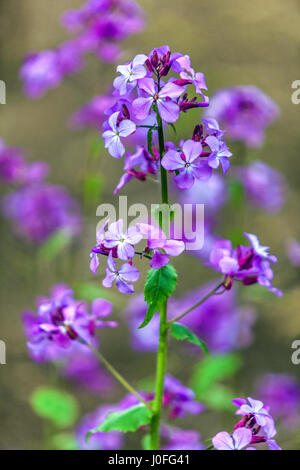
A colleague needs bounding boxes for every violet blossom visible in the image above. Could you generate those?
[102,111,136,158]
[69,94,116,130]
[103,219,142,260]
[163,374,205,418]
[212,428,253,450]
[113,54,148,95]
[208,232,282,296]
[204,86,280,147]
[102,251,140,294]
[161,426,204,450]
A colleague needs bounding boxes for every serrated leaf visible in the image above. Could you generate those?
[170,323,209,354]
[86,404,152,439]
[30,387,78,428]
[38,229,72,262]
[140,265,177,328]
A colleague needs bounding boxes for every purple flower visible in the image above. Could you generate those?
[69,94,116,130]
[137,223,185,268]
[162,139,212,189]
[20,50,62,98]
[103,219,142,260]
[286,238,300,267]
[208,233,282,296]
[212,428,253,450]
[205,135,232,174]
[163,375,205,418]
[235,161,285,212]
[133,78,184,123]
[161,426,204,450]
[102,252,140,294]
[180,173,228,212]
[175,54,208,101]
[22,285,117,359]
[2,183,81,244]
[256,373,300,428]
[204,86,280,147]
[113,54,147,95]
[102,111,136,158]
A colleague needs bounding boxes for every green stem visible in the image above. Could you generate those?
[80,338,152,411]
[150,300,168,450]
[150,106,169,450]
[167,282,225,327]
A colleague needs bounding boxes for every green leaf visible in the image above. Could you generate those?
[170,323,209,354]
[86,404,152,439]
[147,128,155,158]
[30,387,78,428]
[83,173,104,206]
[203,385,235,411]
[190,354,242,398]
[38,229,72,262]
[51,432,77,450]
[141,265,177,328]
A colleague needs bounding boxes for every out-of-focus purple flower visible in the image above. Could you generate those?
[0,142,49,185]
[133,78,184,123]
[212,428,253,450]
[180,174,228,213]
[162,139,211,189]
[102,251,140,294]
[69,95,116,130]
[20,51,63,98]
[256,373,300,428]
[235,161,285,212]
[163,375,205,419]
[286,238,300,267]
[22,284,117,360]
[102,111,136,158]
[103,219,142,260]
[208,233,282,296]
[2,183,81,244]
[137,223,185,269]
[204,86,280,147]
[161,425,204,450]
[114,54,147,95]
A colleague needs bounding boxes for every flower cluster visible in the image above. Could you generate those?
[22,284,117,361]
[212,397,281,450]
[0,139,81,244]
[124,286,255,354]
[208,232,282,296]
[20,0,145,98]
[204,86,280,147]
[101,45,233,192]
[90,219,185,293]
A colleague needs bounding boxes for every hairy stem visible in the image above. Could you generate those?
[167,282,225,327]
[80,337,152,411]
[150,106,169,450]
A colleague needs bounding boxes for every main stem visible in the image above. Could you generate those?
[150,108,169,450]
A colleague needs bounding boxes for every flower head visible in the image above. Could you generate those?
[102,111,136,158]
[102,252,140,294]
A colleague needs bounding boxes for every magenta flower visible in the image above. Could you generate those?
[133,78,184,123]
[175,54,208,100]
[163,375,205,419]
[236,397,272,427]
[103,252,140,294]
[212,428,253,450]
[102,112,136,158]
[103,219,142,260]
[162,139,212,189]
[113,54,148,95]
[20,51,62,98]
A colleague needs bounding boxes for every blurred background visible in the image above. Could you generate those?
[0,0,300,450]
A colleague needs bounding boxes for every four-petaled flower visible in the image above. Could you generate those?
[212,428,253,451]
[103,219,143,260]
[113,54,147,95]
[103,252,140,294]
[205,135,232,174]
[133,78,184,123]
[102,112,136,158]
[161,140,211,189]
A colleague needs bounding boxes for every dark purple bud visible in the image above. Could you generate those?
[151,51,159,68]
[122,104,130,120]
[160,61,173,77]
[145,59,153,72]
[173,79,192,87]
[192,124,203,142]
[250,435,267,444]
